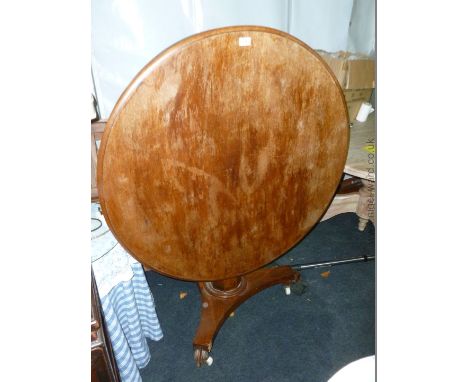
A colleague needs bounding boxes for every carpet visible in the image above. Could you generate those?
[140,213,375,382]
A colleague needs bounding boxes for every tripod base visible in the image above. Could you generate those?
[193,265,300,367]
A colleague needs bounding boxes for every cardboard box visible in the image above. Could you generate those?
[343,89,373,104]
[343,89,373,121]
[317,51,349,88]
[347,100,364,121]
[346,58,375,89]
[318,50,375,90]
[317,50,374,120]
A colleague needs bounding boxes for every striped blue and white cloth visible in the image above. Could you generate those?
[100,262,163,382]
[92,203,163,381]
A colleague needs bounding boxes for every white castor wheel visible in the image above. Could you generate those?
[284,285,291,295]
[194,347,213,367]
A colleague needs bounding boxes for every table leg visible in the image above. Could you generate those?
[358,217,368,231]
[193,266,300,367]
[356,179,375,231]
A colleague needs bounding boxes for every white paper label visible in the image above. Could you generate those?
[239,37,251,46]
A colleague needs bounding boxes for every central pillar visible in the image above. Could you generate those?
[192,266,300,366]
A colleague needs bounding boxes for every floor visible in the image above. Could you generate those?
[140,213,375,382]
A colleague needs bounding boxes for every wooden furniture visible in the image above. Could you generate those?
[97,26,349,366]
[91,121,106,202]
[320,189,360,222]
[337,176,363,194]
[321,113,375,230]
[344,113,376,230]
[91,272,120,382]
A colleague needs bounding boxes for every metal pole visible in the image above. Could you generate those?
[291,255,375,271]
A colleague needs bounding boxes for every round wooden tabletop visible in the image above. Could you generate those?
[97,26,349,281]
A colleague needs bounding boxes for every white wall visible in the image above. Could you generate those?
[289,0,354,52]
[92,0,375,118]
[347,0,375,56]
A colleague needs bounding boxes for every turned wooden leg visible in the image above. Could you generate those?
[192,266,300,367]
[356,179,375,231]
[358,217,368,231]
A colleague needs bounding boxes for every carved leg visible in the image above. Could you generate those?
[356,179,375,231]
[193,266,300,366]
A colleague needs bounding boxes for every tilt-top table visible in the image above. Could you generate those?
[97,26,349,367]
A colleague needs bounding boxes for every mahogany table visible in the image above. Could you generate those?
[97,26,349,367]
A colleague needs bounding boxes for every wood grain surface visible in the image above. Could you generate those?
[97,26,349,281]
